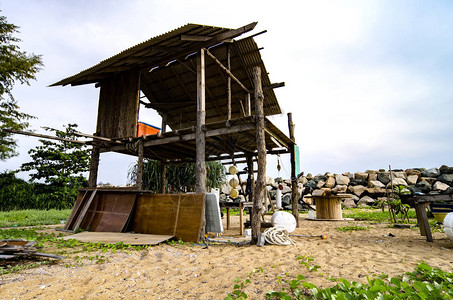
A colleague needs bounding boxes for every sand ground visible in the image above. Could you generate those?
[0,214,452,299]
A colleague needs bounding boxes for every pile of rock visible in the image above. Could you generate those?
[219,165,453,209]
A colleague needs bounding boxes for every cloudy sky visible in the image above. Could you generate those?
[1,0,452,185]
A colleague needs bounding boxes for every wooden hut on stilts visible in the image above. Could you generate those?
[50,23,299,244]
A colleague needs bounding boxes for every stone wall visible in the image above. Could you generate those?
[220,165,453,209]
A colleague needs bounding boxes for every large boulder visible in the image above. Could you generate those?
[306,180,317,190]
[312,188,331,197]
[386,178,408,188]
[416,180,432,193]
[433,181,450,192]
[421,168,440,178]
[358,196,376,207]
[332,185,347,194]
[335,174,350,185]
[316,180,326,189]
[368,173,378,181]
[324,176,336,188]
[368,180,385,188]
[437,174,453,185]
[377,172,391,184]
[342,198,357,208]
[406,169,422,177]
[393,171,407,180]
[406,174,419,185]
[439,165,453,174]
[365,187,387,196]
[354,172,369,181]
[348,185,367,197]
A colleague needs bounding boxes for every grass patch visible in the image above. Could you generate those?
[0,209,71,228]
[336,225,370,232]
[343,208,417,222]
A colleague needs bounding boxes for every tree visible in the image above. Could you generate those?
[0,13,43,160]
[20,124,90,209]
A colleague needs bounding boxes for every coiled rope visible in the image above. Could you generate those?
[264,226,296,246]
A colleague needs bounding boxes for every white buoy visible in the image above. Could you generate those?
[271,211,297,233]
[443,212,453,241]
[276,189,282,209]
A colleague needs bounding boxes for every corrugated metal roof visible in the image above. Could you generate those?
[52,22,283,128]
[51,23,233,87]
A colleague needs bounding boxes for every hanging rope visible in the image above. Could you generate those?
[264,226,296,246]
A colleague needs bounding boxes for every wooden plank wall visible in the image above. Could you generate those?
[96,69,140,138]
[128,193,205,243]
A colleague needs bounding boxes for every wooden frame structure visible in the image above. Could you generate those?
[51,23,298,242]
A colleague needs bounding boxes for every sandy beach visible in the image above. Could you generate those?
[1,214,452,299]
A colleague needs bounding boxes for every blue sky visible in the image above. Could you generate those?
[1,0,452,185]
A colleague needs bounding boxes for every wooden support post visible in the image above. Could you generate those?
[88,146,100,188]
[136,140,144,190]
[252,66,265,244]
[196,49,207,241]
[226,44,232,126]
[160,161,167,193]
[196,49,207,194]
[246,154,255,202]
[246,93,251,116]
[161,117,166,134]
[288,113,299,227]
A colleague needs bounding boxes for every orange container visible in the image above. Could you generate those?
[137,122,160,137]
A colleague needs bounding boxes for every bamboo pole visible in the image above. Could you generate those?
[2,129,86,144]
[226,44,232,125]
[205,49,251,94]
[251,66,265,244]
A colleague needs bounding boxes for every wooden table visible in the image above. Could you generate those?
[409,193,453,242]
[305,194,352,220]
[219,201,253,235]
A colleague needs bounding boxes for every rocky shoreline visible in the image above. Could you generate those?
[220,165,453,209]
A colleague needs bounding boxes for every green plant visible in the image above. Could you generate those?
[335,226,370,232]
[383,185,411,223]
[297,255,320,272]
[128,159,226,193]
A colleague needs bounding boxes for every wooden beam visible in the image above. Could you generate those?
[252,66,265,245]
[264,82,285,90]
[227,44,232,124]
[205,49,251,94]
[181,34,233,43]
[3,129,87,144]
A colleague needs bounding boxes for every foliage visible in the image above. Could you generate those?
[383,185,411,223]
[225,268,263,300]
[0,171,36,211]
[226,258,453,300]
[19,124,90,209]
[0,13,43,160]
[0,209,71,227]
[335,225,370,232]
[128,159,226,192]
